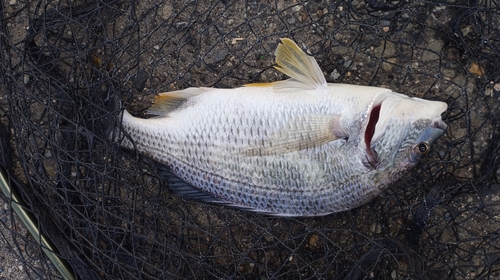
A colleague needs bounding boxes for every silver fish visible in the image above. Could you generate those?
[117,38,447,216]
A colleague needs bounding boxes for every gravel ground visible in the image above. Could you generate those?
[0,202,29,280]
[1,0,499,279]
[0,1,41,277]
[0,66,58,280]
[0,201,58,280]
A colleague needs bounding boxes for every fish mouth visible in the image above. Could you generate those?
[425,116,448,144]
[432,117,447,131]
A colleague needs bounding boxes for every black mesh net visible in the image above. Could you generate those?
[1,0,499,279]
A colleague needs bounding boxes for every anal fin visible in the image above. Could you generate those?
[157,165,227,204]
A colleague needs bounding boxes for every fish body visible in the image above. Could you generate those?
[118,39,447,216]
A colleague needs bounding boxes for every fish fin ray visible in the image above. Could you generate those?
[147,87,208,116]
[272,79,318,92]
[158,164,325,216]
[159,165,228,203]
[168,175,313,216]
[274,38,326,91]
[169,180,224,203]
[170,179,305,215]
[244,82,275,87]
[240,114,347,156]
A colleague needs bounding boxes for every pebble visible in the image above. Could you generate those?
[263,233,273,242]
[485,88,493,97]
[381,57,397,72]
[493,83,500,92]
[133,70,149,92]
[214,49,229,63]
[469,62,485,76]
[442,68,456,79]
[445,46,460,60]
[160,4,173,20]
[343,60,352,68]
[370,222,382,234]
[330,69,341,80]
[308,233,319,246]
[292,5,301,13]
[422,40,444,61]
[380,20,391,27]
[373,41,396,58]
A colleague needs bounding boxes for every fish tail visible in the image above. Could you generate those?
[115,110,137,150]
[100,93,128,147]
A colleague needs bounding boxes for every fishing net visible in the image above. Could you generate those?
[1,0,499,279]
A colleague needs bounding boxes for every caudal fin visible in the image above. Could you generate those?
[99,93,124,145]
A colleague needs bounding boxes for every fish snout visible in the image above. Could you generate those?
[433,117,447,131]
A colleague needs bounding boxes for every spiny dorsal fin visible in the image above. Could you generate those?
[147,87,208,116]
[273,38,327,91]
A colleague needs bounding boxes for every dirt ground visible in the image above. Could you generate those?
[1,0,499,279]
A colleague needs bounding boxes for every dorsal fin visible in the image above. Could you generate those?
[273,38,327,91]
[147,87,208,116]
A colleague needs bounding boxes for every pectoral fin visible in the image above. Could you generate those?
[273,38,327,92]
[241,114,347,156]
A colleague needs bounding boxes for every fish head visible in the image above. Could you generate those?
[362,93,448,177]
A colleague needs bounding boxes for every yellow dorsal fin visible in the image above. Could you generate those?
[273,38,327,91]
[147,87,208,116]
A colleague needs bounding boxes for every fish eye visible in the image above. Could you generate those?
[415,142,429,156]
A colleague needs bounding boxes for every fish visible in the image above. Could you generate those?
[116,38,447,217]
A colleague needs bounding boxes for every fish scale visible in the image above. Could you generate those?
[117,38,447,216]
[121,102,377,215]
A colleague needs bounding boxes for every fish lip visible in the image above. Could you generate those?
[432,117,447,131]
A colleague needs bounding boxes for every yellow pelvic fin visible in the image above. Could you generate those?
[148,87,208,116]
[273,38,327,91]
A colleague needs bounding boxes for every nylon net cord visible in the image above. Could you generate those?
[1,0,499,279]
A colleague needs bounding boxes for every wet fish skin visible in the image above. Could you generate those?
[117,38,447,216]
